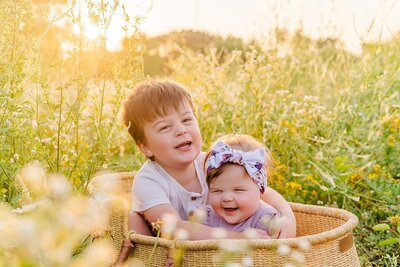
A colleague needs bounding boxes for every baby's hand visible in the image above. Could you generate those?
[255,229,273,239]
[261,215,282,239]
[243,228,272,239]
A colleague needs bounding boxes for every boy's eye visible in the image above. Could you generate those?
[158,125,171,132]
[182,117,193,123]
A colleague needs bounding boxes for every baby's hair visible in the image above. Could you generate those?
[121,79,194,144]
[205,134,273,187]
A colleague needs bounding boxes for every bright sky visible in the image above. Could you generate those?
[77,0,400,54]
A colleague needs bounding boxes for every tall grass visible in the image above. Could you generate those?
[0,0,145,205]
[0,1,399,266]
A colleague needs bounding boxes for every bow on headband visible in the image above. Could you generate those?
[205,141,267,193]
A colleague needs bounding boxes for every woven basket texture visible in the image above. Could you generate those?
[89,172,360,267]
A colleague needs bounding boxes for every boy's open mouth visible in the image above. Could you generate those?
[175,141,192,149]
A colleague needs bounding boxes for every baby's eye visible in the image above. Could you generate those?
[210,189,222,193]
[234,188,246,192]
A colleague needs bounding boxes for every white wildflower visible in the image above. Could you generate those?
[41,137,52,143]
[72,239,114,266]
[18,161,47,195]
[12,203,36,214]
[277,244,291,255]
[211,227,227,239]
[31,120,38,128]
[315,151,324,161]
[348,195,360,202]
[303,95,319,102]
[232,50,242,57]
[175,228,189,240]
[243,228,259,239]
[48,174,71,199]
[291,251,305,263]
[191,207,206,223]
[242,256,253,267]
[298,239,311,251]
[219,240,248,253]
[161,213,179,236]
[319,185,329,192]
[82,109,91,118]
[276,90,289,95]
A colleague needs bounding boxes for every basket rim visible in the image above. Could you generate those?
[88,171,135,193]
[89,171,135,185]
[129,203,359,250]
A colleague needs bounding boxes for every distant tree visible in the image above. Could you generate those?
[118,30,249,76]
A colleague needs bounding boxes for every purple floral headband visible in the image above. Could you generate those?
[205,141,267,193]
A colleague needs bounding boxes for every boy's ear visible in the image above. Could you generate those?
[137,141,154,158]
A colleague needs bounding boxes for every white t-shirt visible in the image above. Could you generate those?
[131,152,208,220]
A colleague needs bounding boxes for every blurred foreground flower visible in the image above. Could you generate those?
[0,163,114,266]
[161,213,179,239]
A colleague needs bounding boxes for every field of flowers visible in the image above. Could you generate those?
[1,1,399,266]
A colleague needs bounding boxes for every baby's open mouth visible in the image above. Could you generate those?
[175,141,192,149]
[223,207,238,212]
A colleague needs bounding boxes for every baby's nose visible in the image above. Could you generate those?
[221,192,234,201]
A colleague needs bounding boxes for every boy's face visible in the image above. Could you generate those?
[138,102,202,172]
[208,164,261,224]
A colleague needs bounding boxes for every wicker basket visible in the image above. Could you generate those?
[89,172,360,267]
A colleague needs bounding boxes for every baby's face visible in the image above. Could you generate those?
[208,164,261,224]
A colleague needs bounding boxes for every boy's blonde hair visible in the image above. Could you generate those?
[205,134,273,187]
[122,79,194,144]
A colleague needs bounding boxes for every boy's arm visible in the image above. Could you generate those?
[261,187,296,238]
[142,204,269,240]
[128,211,152,235]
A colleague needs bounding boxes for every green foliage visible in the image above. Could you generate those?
[373,216,400,248]
[373,224,390,231]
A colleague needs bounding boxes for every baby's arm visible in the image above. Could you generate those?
[143,204,265,240]
[261,187,296,238]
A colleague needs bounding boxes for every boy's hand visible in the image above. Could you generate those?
[277,215,296,238]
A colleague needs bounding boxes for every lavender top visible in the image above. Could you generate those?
[201,202,280,234]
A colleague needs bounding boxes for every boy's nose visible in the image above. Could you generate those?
[175,124,187,136]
